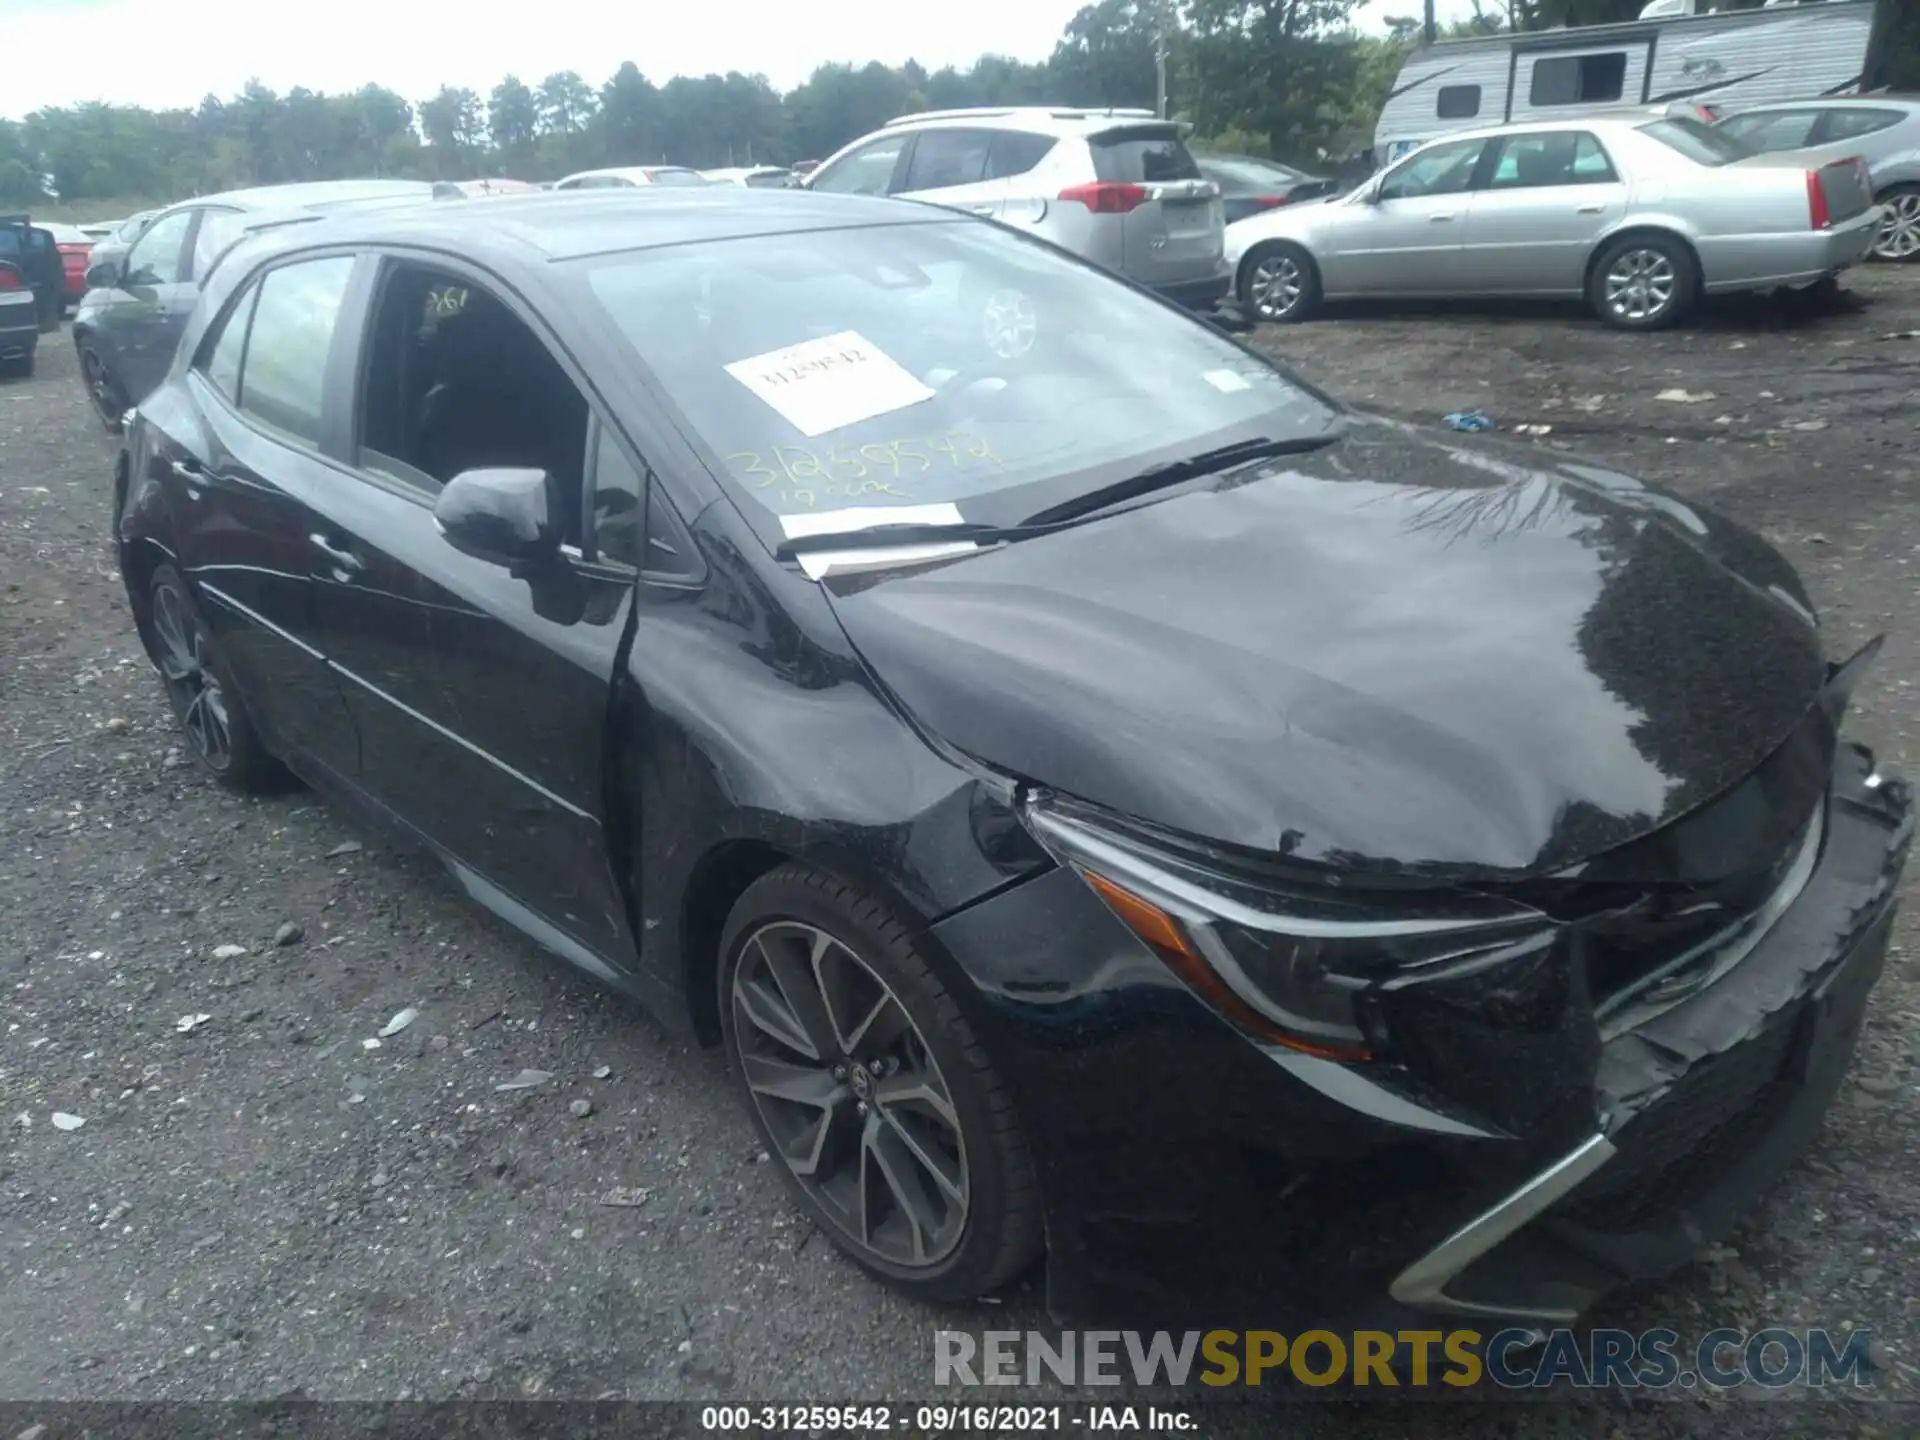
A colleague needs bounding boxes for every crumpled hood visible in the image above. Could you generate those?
[824,419,1828,878]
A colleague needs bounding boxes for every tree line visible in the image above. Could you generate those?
[2,0,1914,209]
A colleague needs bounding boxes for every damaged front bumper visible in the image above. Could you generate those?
[932,744,1911,1327]
[1407,742,1911,1322]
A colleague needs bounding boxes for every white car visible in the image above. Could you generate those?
[552,166,711,190]
[701,166,793,188]
[804,106,1230,309]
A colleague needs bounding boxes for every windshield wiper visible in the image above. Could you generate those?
[1020,431,1344,528]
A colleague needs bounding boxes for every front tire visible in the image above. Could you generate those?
[719,863,1042,1301]
[146,564,283,792]
[1589,234,1697,331]
[1871,185,1920,263]
[1238,241,1321,323]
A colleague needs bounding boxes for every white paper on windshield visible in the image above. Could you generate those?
[779,503,965,540]
[725,330,935,438]
[1203,368,1253,393]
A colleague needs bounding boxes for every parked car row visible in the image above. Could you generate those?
[102,176,1912,1334]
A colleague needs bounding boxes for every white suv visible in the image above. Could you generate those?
[803,107,1230,309]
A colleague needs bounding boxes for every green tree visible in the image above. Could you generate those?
[489,75,539,171]
[594,61,659,165]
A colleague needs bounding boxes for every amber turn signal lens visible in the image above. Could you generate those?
[1077,866,1374,1063]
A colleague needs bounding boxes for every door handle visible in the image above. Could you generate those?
[310,534,367,574]
[169,458,202,481]
[1577,204,1605,214]
[1427,212,1455,223]
[960,202,997,214]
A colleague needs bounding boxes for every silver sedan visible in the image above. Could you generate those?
[1226,114,1882,331]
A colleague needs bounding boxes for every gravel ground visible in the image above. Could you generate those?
[3,273,1919,1434]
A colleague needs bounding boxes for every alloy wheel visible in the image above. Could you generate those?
[81,348,122,426]
[1248,253,1303,320]
[1603,248,1676,324]
[731,920,968,1269]
[151,581,231,771]
[1872,192,1920,262]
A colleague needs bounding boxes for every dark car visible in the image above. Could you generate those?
[0,261,42,374]
[1195,153,1341,224]
[0,214,68,341]
[112,187,1911,1327]
[72,180,444,430]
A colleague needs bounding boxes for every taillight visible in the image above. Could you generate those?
[1251,195,1291,211]
[1807,169,1832,230]
[0,270,19,291]
[1058,181,1148,214]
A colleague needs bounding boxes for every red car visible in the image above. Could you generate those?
[39,222,93,309]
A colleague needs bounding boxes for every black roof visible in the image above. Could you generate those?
[265,188,956,263]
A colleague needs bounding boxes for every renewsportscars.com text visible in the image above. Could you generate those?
[934,1327,1877,1390]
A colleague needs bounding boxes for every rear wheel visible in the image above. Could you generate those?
[1238,241,1321,323]
[147,564,283,792]
[78,341,126,432]
[1589,234,1696,331]
[1871,185,1920,263]
[719,864,1042,1301]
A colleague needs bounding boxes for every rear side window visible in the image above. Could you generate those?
[1819,107,1905,142]
[1090,127,1203,183]
[904,129,995,190]
[1642,117,1753,167]
[1718,109,1822,151]
[1437,85,1482,119]
[1530,53,1628,106]
[236,256,356,446]
[745,170,791,188]
[986,131,1057,179]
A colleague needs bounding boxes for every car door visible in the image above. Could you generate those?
[1459,130,1628,295]
[147,252,362,776]
[1317,135,1491,295]
[99,206,201,402]
[894,127,1009,217]
[301,256,640,964]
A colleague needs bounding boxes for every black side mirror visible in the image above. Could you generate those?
[85,258,121,290]
[433,466,562,567]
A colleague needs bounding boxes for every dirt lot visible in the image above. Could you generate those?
[3,271,1919,1433]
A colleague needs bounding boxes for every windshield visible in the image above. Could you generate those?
[650,168,711,187]
[578,219,1330,530]
[1640,117,1754,167]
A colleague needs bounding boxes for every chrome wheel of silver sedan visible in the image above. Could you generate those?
[1603,248,1677,324]
[1248,253,1303,320]
[731,919,969,1269]
[1873,189,1920,262]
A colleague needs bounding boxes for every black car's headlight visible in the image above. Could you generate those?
[1022,794,1555,1062]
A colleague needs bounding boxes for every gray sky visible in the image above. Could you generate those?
[0,0,1483,120]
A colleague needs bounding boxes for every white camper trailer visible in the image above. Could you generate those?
[1373,0,1880,164]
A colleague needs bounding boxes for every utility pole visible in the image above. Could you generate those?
[1154,0,1170,118]
[1424,0,1436,44]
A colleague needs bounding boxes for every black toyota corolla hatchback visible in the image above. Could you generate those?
[113,187,1911,1328]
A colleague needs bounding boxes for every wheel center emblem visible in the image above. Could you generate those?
[849,1064,874,1101]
